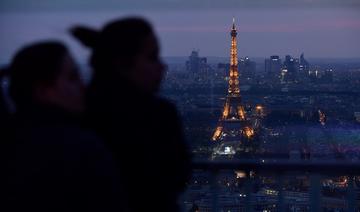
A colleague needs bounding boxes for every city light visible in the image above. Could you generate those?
[235,170,246,178]
[318,109,326,125]
[237,106,246,120]
[212,126,223,141]
[244,127,254,138]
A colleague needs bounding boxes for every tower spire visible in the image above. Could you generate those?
[229,18,239,95]
[231,17,236,31]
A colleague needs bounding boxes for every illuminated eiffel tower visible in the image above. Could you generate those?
[211,19,256,156]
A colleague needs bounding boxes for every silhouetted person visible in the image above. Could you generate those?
[71,17,191,212]
[0,68,13,202]
[0,69,8,117]
[5,41,124,212]
[0,68,10,139]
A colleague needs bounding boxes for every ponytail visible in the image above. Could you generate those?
[70,26,99,49]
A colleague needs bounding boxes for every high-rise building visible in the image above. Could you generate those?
[298,53,310,80]
[281,55,299,83]
[299,53,310,73]
[239,57,256,81]
[186,50,207,74]
[186,50,208,82]
[216,63,230,83]
[265,55,282,80]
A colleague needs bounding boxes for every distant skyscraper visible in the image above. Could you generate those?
[186,50,208,81]
[265,55,282,79]
[299,53,310,79]
[217,63,230,81]
[281,55,299,82]
[239,57,256,80]
[186,50,207,74]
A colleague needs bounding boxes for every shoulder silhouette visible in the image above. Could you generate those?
[5,41,124,212]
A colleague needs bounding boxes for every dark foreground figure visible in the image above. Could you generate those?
[72,17,191,211]
[4,42,124,211]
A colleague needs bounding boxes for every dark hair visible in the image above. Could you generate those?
[0,67,9,115]
[71,17,153,79]
[8,41,68,108]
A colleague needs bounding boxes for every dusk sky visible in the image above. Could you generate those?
[1,0,360,63]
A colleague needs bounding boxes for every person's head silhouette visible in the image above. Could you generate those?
[71,18,190,212]
[71,17,165,94]
[8,41,84,113]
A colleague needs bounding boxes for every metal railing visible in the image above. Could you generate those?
[187,160,360,212]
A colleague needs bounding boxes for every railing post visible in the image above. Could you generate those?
[209,168,219,212]
[310,174,321,212]
[277,173,285,212]
[245,170,253,212]
[347,175,356,212]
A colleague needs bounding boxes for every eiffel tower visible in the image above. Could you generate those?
[211,19,256,157]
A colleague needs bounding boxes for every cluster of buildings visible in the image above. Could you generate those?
[160,20,360,211]
[178,49,336,86]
